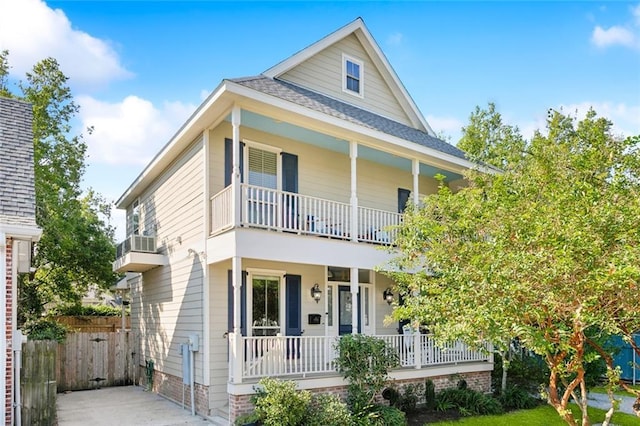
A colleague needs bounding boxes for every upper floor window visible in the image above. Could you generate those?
[342,54,364,97]
[131,199,140,236]
[247,145,278,189]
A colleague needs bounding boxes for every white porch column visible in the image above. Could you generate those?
[202,130,211,386]
[350,142,358,242]
[350,267,358,334]
[231,106,241,227]
[232,256,243,383]
[412,159,420,205]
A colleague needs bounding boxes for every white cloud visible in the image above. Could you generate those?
[590,3,640,50]
[78,95,197,166]
[0,0,131,86]
[591,25,637,48]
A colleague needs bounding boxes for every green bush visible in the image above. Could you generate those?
[497,385,539,410]
[424,379,436,410]
[234,412,260,425]
[304,394,352,426]
[23,318,67,342]
[50,303,125,316]
[252,378,310,426]
[367,404,407,426]
[334,334,399,414]
[436,388,504,416]
[492,351,549,393]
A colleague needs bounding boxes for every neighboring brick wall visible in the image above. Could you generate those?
[228,371,491,423]
[4,237,12,426]
[139,365,209,416]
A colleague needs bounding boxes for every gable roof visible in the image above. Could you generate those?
[263,18,435,135]
[0,97,38,229]
[231,76,466,160]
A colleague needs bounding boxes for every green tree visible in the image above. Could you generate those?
[389,105,640,426]
[1,52,117,320]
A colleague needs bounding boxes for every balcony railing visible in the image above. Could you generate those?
[210,184,402,243]
[115,235,157,258]
[229,333,491,382]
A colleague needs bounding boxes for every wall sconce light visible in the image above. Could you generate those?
[311,283,322,303]
[383,288,394,305]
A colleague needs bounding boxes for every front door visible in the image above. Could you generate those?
[338,285,361,335]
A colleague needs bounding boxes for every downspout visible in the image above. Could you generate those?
[11,239,21,426]
[0,231,6,425]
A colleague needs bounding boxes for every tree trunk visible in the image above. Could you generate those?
[501,349,509,393]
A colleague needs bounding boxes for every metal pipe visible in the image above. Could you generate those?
[13,331,22,426]
[190,349,195,416]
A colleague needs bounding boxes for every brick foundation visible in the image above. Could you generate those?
[228,370,491,423]
[4,238,12,426]
[138,365,210,416]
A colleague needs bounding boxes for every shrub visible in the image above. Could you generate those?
[492,351,549,393]
[334,334,399,414]
[23,318,67,342]
[234,412,260,425]
[304,394,352,426]
[252,378,310,426]
[381,387,400,407]
[367,404,407,426]
[50,303,125,316]
[436,388,503,416]
[424,379,436,410]
[397,382,424,413]
[497,385,539,410]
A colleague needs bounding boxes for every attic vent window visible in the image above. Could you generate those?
[343,54,363,97]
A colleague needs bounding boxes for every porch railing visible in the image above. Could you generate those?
[229,333,491,382]
[210,184,402,244]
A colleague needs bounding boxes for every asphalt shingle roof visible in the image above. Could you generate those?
[0,97,37,227]
[231,76,468,161]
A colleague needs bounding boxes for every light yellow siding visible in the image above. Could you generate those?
[134,138,206,383]
[280,34,413,126]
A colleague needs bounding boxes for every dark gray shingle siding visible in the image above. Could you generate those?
[231,76,468,160]
[0,97,37,227]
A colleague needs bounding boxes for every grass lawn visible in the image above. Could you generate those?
[428,404,640,425]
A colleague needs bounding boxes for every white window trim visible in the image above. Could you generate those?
[243,139,282,191]
[246,268,286,337]
[342,53,364,98]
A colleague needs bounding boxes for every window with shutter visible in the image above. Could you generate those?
[248,147,277,189]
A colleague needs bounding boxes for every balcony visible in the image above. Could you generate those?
[228,333,492,383]
[211,184,402,244]
[113,235,167,273]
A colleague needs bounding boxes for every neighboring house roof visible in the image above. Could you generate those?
[231,76,467,161]
[264,17,434,135]
[0,97,38,230]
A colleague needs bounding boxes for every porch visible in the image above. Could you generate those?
[210,183,402,244]
[228,333,492,383]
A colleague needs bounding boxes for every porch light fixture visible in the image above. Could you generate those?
[383,288,394,305]
[311,283,322,303]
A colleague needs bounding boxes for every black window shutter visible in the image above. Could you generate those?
[224,138,244,186]
[285,274,302,336]
[398,188,411,213]
[281,152,298,193]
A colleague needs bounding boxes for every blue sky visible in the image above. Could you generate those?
[1,0,639,241]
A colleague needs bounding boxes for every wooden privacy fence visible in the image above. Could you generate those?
[55,315,130,332]
[57,331,137,391]
[21,340,57,426]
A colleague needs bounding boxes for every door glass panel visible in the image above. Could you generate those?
[328,266,350,282]
[252,276,279,336]
[327,285,333,327]
[339,288,352,327]
[364,287,369,327]
[358,269,370,283]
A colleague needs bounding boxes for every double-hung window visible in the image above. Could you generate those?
[343,54,364,97]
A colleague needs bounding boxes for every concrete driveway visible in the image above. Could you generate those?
[57,386,222,425]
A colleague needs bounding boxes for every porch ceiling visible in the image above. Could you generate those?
[232,110,463,182]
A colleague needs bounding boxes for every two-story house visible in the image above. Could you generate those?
[1,97,41,426]
[114,18,493,422]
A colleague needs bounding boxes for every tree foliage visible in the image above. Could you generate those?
[389,104,640,425]
[1,51,117,321]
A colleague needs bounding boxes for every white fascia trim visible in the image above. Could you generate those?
[115,80,230,209]
[263,18,364,78]
[0,224,41,242]
[226,81,481,173]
